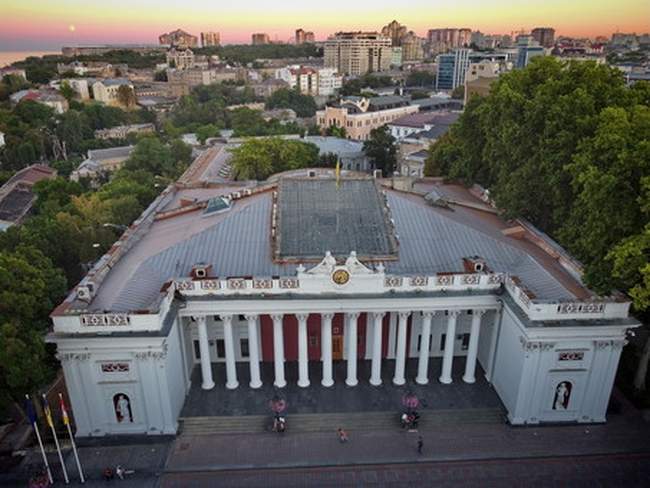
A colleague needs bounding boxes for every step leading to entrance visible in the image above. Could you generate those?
[179,407,506,436]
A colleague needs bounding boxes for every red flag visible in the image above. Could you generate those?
[58,393,70,426]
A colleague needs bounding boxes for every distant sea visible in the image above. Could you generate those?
[0,51,60,67]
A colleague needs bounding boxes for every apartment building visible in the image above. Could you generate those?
[201,31,221,47]
[275,66,343,96]
[252,33,270,45]
[159,29,198,48]
[324,32,393,76]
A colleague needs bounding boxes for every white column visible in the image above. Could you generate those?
[393,312,410,385]
[440,310,460,384]
[345,312,360,387]
[463,309,485,384]
[416,312,435,385]
[297,313,310,387]
[485,307,501,382]
[370,312,385,386]
[272,314,286,388]
[321,313,334,387]
[196,316,215,390]
[221,315,239,389]
[245,314,262,389]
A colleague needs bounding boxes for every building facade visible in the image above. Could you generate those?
[316,96,419,140]
[427,28,471,55]
[324,32,393,76]
[295,29,315,44]
[252,33,270,45]
[275,66,343,96]
[49,177,638,437]
[201,32,221,47]
[516,35,545,68]
[166,48,195,70]
[92,79,135,107]
[531,27,556,48]
[159,29,198,48]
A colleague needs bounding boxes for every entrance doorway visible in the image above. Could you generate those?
[332,335,343,360]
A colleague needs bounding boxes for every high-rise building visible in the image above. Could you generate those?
[516,35,545,68]
[252,33,271,45]
[158,29,198,48]
[381,20,408,47]
[380,21,424,62]
[436,48,471,90]
[201,32,221,47]
[427,28,471,55]
[531,27,555,48]
[295,29,315,44]
[401,32,424,61]
[324,32,393,76]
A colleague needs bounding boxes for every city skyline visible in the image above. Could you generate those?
[1,0,649,50]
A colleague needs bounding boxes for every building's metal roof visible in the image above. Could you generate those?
[102,184,574,312]
[276,179,397,260]
[303,136,365,158]
[87,145,134,162]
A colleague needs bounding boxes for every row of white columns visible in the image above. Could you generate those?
[194,309,486,391]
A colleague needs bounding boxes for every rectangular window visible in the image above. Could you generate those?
[193,340,201,359]
[213,315,222,322]
[440,334,446,351]
[238,314,247,322]
[309,336,318,347]
[240,338,249,358]
[216,339,225,358]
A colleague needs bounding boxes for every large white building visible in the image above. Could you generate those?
[275,66,343,96]
[92,79,135,107]
[49,175,639,437]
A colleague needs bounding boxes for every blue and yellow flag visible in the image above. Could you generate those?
[42,395,54,428]
[25,395,37,426]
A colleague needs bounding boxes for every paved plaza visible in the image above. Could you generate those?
[181,358,503,416]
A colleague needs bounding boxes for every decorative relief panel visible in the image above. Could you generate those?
[519,337,555,352]
[436,274,454,286]
[558,351,585,361]
[227,278,246,290]
[57,352,91,362]
[253,278,273,289]
[101,362,130,373]
[595,340,626,350]
[279,277,299,289]
[175,280,195,291]
[518,290,532,308]
[461,274,480,285]
[487,274,504,285]
[409,276,428,287]
[558,302,605,314]
[81,314,130,327]
[384,276,403,288]
[200,280,220,290]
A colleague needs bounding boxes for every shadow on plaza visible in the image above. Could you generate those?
[181,357,504,417]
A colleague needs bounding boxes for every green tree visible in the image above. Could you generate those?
[406,71,435,87]
[363,126,397,176]
[266,88,317,118]
[117,85,137,109]
[59,81,75,102]
[196,124,221,144]
[230,137,319,180]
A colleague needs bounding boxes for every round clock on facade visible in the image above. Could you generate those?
[332,269,350,285]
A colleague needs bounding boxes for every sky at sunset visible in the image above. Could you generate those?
[0,0,649,50]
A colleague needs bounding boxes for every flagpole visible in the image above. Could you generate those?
[59,393,85,483]
[43,394,69,484]
[26,395,53,485]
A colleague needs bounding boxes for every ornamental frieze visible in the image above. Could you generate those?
[436,274,454,286]
[253,278,273,289]
[384,276,403,288]
[279,277,299,289]
[519,337,555,352]
[461,274,480,285]
[558,302,605,314]
[57,352,91,362]
[227,278,247,290]
[81,313,130,326]
[409,276,428,287]
[200,279,220,290]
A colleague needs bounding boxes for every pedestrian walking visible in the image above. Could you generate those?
[337,428,349,443]
[417,436,423,455]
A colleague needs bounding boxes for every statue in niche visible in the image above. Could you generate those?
[114,393,133,423]
[552,381,571,410]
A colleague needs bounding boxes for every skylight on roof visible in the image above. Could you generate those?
[203,196,231,216]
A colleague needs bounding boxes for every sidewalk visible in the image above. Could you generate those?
[164,412,650,473]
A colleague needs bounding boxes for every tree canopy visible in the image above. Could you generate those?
[363,126,397,176]
[424,57,650,308]
[265,88,317,117]
[230,137,319,180]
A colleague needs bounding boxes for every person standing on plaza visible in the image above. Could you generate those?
[337,428,349,443]
[417,436,423,455]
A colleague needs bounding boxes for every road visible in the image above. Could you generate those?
[160,452,650,487]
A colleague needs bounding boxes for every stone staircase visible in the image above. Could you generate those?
[179,408,505,436]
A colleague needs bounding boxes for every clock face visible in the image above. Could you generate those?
[332,269,350,285]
